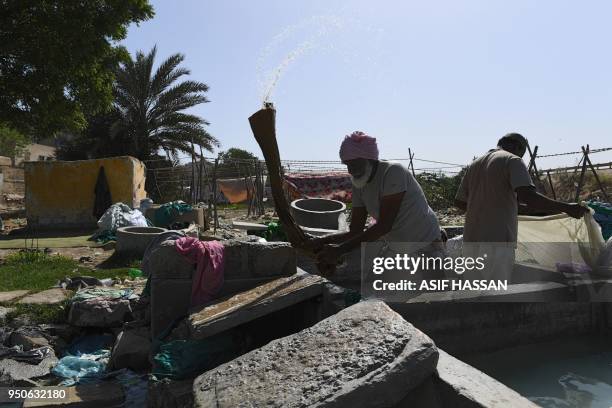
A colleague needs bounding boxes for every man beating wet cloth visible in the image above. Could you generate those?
[306,131,445,278]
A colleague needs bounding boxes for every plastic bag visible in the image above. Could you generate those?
[52,353,109,385]
[97,203,148,232]
[52,334,114,385]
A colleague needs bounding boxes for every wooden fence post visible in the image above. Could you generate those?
[408,148,416,178]
[575,145,589,202]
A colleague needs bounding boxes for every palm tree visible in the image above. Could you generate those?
[112,46,219,162]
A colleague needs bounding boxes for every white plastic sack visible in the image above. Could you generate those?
[446,235,464,259]
[597,238,612,276]
[97,203,148,232]
[337,213,349,232]
[448,210,610,276]
[516,210,607,274]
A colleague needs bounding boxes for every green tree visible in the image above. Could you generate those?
[55,109,125,160]
[217,148,259,177]
[416,169,466,210]
[0,123,31,164]
[112,46,219,161]
[0,0,154,138]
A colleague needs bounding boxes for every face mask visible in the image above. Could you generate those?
[351,161,373,188]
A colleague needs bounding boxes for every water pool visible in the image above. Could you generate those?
[463,336,612,408]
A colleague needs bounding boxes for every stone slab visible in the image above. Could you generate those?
[22,382,124,407]
[18,289,68,305]
[0,290,29,303]
[0,350,58,385]
[432,350,538,408]
[231,221,268,231]
[186,271,325,340]
[193,300,438,408]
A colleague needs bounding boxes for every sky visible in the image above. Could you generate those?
[122,0,612,172]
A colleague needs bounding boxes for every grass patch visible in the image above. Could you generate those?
[217,203,248,210]
[0,251,132,292]
[5,301,70,324]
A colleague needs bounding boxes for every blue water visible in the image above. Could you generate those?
[463,336,612,408]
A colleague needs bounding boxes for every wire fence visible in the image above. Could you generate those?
[147,143,612,217]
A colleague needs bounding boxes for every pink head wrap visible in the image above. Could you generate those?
[339,131,379,162]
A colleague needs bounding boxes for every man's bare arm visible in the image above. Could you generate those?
[516,186,587,219]
[334,191,405,254]
[303,206,367,250]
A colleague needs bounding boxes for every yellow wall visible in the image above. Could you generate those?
[25,156,147,228]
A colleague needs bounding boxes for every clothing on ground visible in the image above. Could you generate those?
[174,237,225,306]
[456,149,534,243]
[154,201,192,228]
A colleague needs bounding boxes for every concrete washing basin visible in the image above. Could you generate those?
[290,198,346,230]
[116,226,168,256]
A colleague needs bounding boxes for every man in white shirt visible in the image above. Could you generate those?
[308,131,443,269]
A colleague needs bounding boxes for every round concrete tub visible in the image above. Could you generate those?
[116,226,168,257]
[290,198,346,230]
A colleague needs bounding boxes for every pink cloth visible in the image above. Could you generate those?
[339,131,379,162]
[174,237,225,306]
[284,172,353,202]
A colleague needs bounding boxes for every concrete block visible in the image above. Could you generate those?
[149,240,297,338]
[193,300,438,408]
[151,278,192,338]
[148,241,195,280]
[222,240,296,279]
[391,302,597,355]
